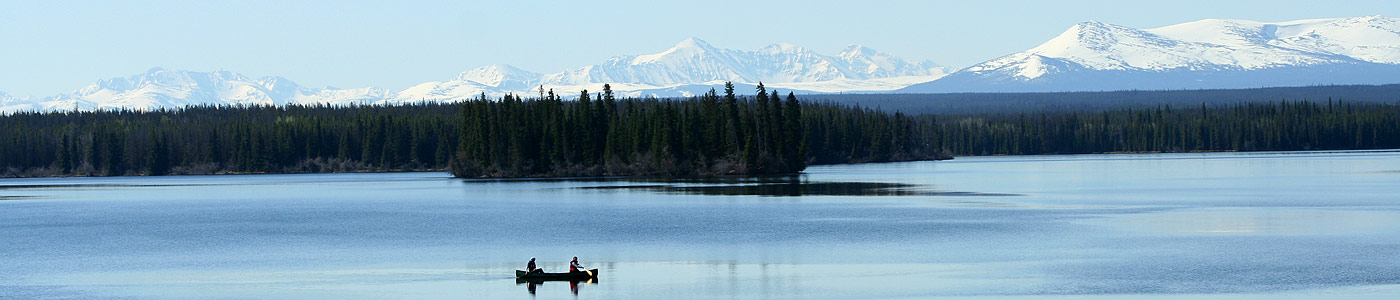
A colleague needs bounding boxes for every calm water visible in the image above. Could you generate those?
[2,151,1400,299]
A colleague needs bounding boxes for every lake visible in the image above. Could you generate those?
[3,151,1400,299]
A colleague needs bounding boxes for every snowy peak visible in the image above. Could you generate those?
[759,42,814,55]
[0,91,20,108]
[1016,20,1190,71]
[542,38,943,86]
[837,44,887,64]
[1262,16,1400,64]
[667,36,717,51]
[256,75,301,90]
[1057,21,1162,51]
[839,44,946,78]
[906,16,1400,93]
[676,37,715,48]
[755,42,849,82]
[454,64,540,90]
[5,39,946,113]
[839,44,875,56]
[632,37,727,65]
[27,69,391,111]
[533,37,754,86]
[967,16,1400,79]
[0,91,39,113]
[396,38,946,103]
[1151,18,1280,46]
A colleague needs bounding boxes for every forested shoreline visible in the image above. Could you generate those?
[2,84,1398,178]
[0,83,948,178]
[0,103,461,177]
[929,100,1400,155]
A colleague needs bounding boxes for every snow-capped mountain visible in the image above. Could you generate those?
[10,16,1400,114]
[388,65,544,104]
[455,64,543,91]
[838,45,945,79]
[541,38,757,86]
[389,38,946,102]
[540,37,945,86]
[0,91,28,113]
[903,16,1400,93]
[7,68,393,112]
[0,38,942,113]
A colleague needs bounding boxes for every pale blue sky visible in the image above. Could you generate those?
[2,0,1396,97]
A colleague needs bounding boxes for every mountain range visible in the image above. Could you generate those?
[902,15,1400,92]
[1,39,945,112]
[3,16,1399,113]
[388,38,946,104]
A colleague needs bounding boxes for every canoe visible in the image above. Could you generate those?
[515,269,599,281]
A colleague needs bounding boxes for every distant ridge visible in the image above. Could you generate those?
[1,39,944,113]
[902,16,1400,93]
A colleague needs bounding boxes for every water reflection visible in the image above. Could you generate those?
[577,177,1020,197]
[1102,208,1400,236]
[516,278,597,296]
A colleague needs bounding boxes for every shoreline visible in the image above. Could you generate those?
[6,148,1399,180]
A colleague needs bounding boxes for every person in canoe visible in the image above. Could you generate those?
[570,257,588,274]
[526,257,542,274]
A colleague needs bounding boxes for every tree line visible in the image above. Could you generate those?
[927,100,1400,155]
[449,83,945,177]
[3,87,1397,178]
[0,83,946,178]
[0,103,461,177]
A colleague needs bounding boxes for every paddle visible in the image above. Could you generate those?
[569,262,593,278]
[568,257,592,278]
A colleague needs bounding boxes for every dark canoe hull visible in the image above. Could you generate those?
[516,269,599,281]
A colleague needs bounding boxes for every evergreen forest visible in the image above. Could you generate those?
[0,83,945,178]
[1,83,1398,178]
[451,83,944,177]
[928,100,1400,155]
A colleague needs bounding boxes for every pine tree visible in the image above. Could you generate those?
[784,92,804,170]
[147,134,170,176]
[105,132,126,176]
[723,82,740,153]
[87,133,102,175]
[57,133,73,174]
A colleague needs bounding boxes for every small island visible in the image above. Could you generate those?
[449,82,949,178]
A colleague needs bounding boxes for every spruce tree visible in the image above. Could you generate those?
[147,135,170,176]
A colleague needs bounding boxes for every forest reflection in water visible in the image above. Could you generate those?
[574,175,1021,197]
[516,278,598,296]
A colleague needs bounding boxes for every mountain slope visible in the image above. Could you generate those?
[0,91,31,112]
[15,68,392,112]
[542,38,759,86]
[393,38,946,101]
[536,38,944,88]
[454,64,542,91]
[0,38,943,113]
[903,16,1400,93]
